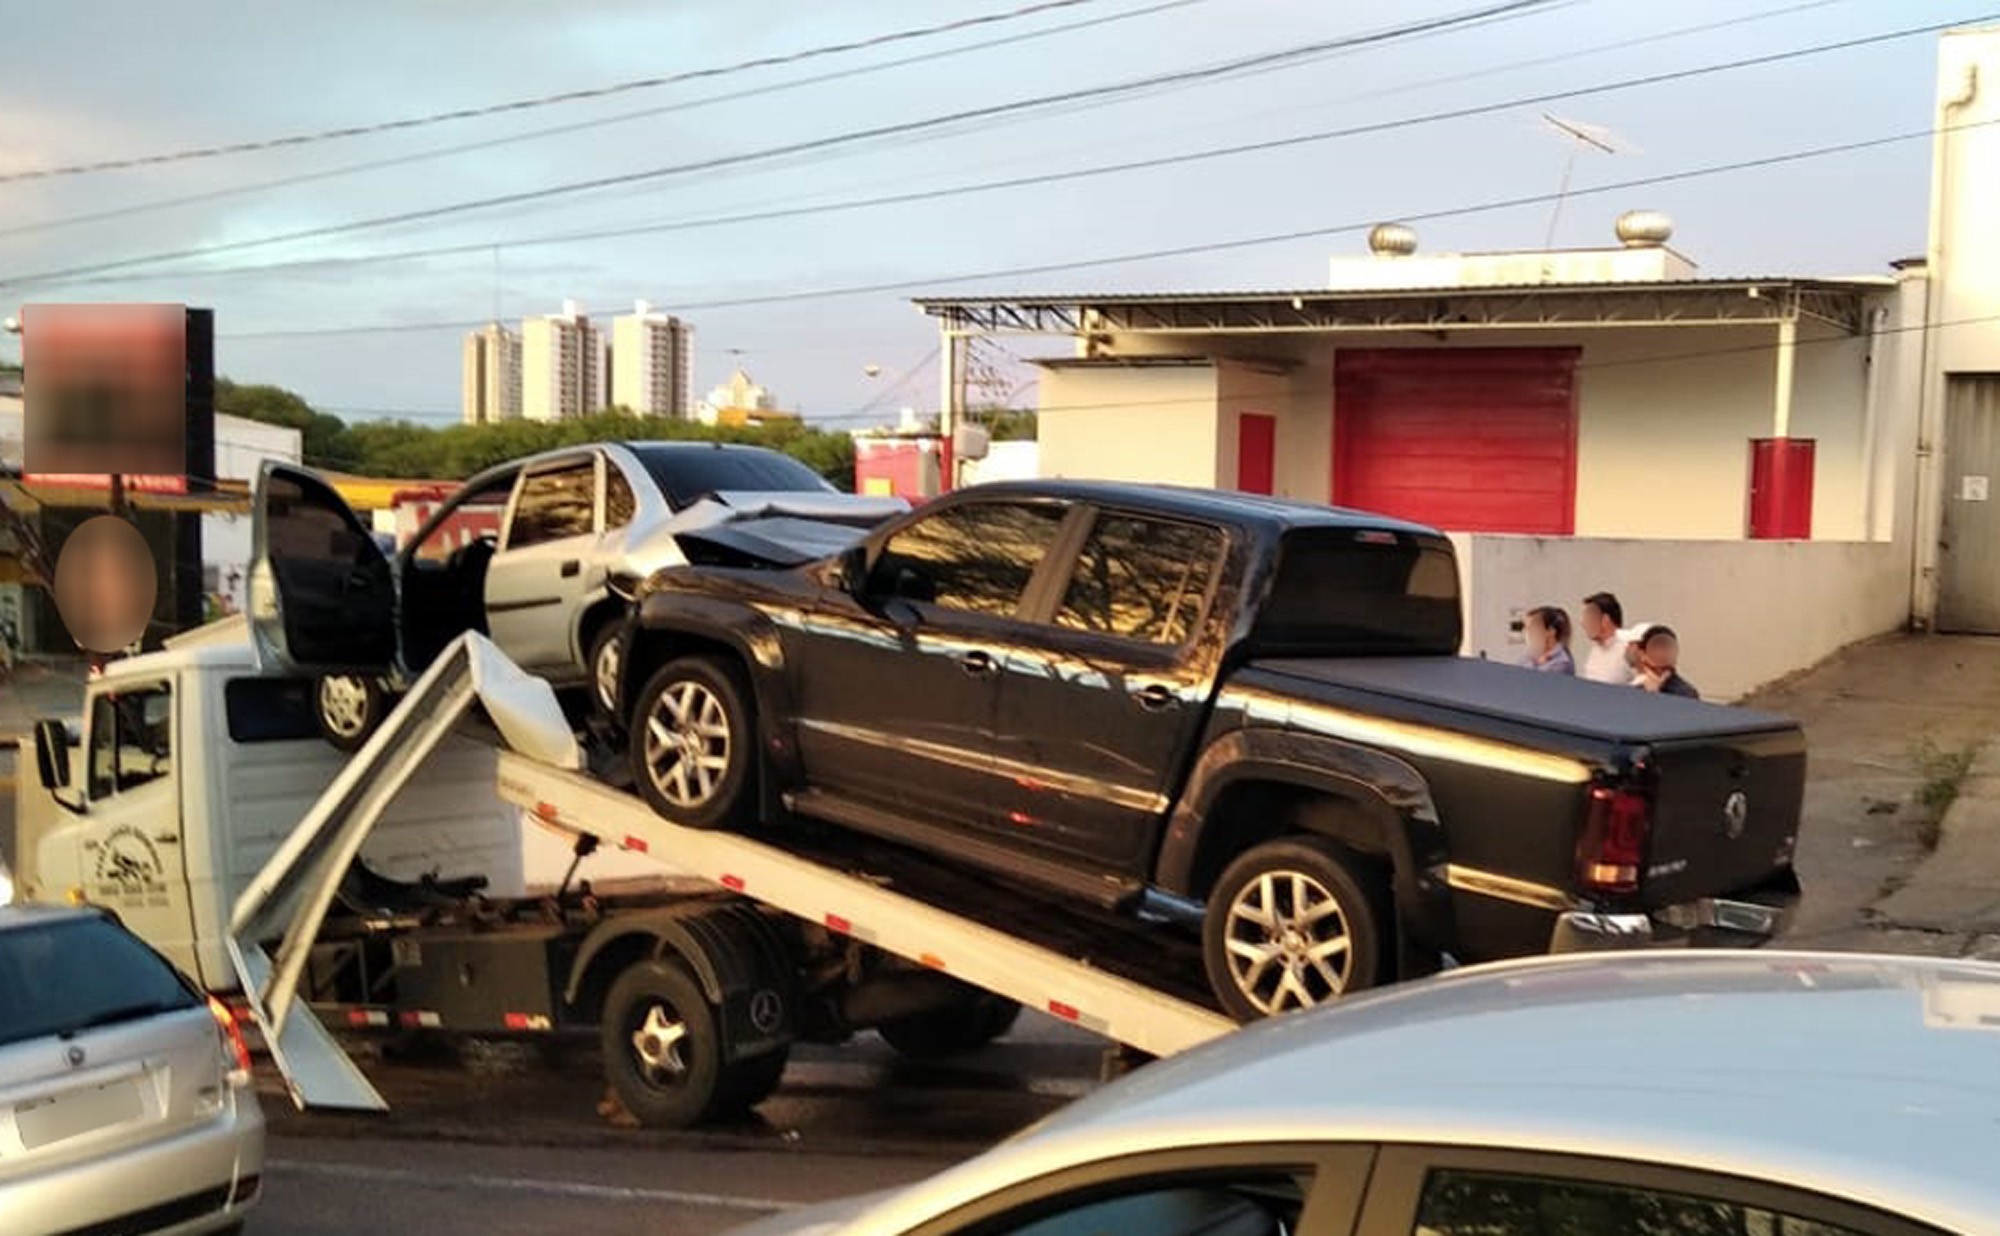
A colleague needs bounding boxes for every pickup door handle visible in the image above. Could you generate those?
[559,559,582,578]
[958,650,998,678]
[1133,684,1177,712]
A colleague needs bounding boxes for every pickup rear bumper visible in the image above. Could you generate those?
[1548,880,1799,954]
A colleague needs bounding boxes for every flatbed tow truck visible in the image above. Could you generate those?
[19,625,1234,1129]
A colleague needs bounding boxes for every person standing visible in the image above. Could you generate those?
[1634,625,1700,699]
[1519,606,1576,675]
[1579,591,1634,685]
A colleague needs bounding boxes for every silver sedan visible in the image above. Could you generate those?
[0,903,264,1236]
[732,950,2000,1235]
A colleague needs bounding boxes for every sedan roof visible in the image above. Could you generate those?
[848,951,2000,1232]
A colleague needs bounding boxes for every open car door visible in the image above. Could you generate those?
[248,461,397,675]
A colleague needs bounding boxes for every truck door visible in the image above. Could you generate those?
[70,675,199,975]
[249,461,397,674]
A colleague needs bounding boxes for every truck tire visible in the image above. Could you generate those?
[878,994,1023,1061]
[1202,836,1386,1023]
[629,656,756,830]
[600,959,733,1129]
[316,674,389,752]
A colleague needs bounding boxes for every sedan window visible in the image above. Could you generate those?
[630,444,834,508]
[508,461,597,548]
[0,916,199,1049]
[868,502,1067,618]
[1412,1168,1872,1236]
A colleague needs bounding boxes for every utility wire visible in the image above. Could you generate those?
[0,0,1568,288]
[208,111,1999,341]
[0,0,1129,185]
[0,0,1211,241]
[18,7,1968,294]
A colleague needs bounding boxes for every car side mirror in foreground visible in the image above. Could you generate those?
[34,718,71,790]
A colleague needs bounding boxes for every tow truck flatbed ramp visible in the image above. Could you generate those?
[496,754,1236,1059]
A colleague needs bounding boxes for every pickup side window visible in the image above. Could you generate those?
[1252,530,1462,656]
[1055,514,1223,646]
[86,682,172,800]
[507,461,597,549]
[868,501,1067,618]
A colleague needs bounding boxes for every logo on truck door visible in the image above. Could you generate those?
[1723,791,1749,840]
[88,825,168,904]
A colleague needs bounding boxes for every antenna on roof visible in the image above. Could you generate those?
[1540,113,1635,249]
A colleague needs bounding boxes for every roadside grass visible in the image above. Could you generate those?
[1912,735,1979,851]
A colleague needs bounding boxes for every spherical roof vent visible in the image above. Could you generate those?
[1367,222,1418,256]
[1615,210,1674,248]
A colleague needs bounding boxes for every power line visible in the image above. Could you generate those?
[0,0,1211,243]
[211,111,2000,341]
[0,0,1569,289]
[0,0,1130,186]
[27,8,1971,294]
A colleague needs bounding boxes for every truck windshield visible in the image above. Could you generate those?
[1251,529,1462,656]
[0,916,200,1049]
[629,445,835,509]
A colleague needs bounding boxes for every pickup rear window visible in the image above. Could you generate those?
[0,916,200,1049]
[1251,529,1462,656]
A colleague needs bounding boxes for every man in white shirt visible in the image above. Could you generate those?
[1579,591,1636,685]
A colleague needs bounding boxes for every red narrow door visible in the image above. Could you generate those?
[1237,413,1276,495]
[1333,348,1579,534]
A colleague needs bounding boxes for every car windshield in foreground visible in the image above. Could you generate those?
[1251,528,1463,656]
[629,444,835,509]
[0,916,200,1049]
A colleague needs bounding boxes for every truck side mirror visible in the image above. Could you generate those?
[33,719,71,790]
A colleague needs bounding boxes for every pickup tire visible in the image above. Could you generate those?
[601,958,779,1128]
[629,656,756,831]
[878,994,1022,1060]
[1203,836,1386,1022]
[316,673,389,752]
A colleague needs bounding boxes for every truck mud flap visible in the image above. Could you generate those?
[228,631,582,1111]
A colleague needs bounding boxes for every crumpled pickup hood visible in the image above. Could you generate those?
[626,491,908,575]
[675,491,909,529]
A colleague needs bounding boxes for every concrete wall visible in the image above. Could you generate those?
[1453,533,1912,701]
[1036,362,1219,486]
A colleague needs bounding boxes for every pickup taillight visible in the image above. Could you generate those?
[1577,785,1651,896]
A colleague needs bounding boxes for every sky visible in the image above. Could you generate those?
[0,0,1973,433]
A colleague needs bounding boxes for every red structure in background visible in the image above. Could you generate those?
[1236,413,1276,494]
[393,488,504,557]
[853,435,952,503]
[1748,437,1816,539]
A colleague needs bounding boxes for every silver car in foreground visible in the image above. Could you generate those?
[734,950,2000,1236]
[0,904,264,1236]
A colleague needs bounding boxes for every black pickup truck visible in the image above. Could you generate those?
[610,481,1804,1021]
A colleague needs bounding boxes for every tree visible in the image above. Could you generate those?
[215,378,359,471]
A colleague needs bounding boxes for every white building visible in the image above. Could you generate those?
[695,368,796,426]
[916,26,2000,703]
[203,414,303,614]
[522,300,607,422]
[609,300,693,419]
[460,322,522,425]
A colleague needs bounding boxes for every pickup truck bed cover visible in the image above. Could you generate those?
[1255,656,1797,745]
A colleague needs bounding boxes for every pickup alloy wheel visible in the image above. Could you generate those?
[1203,837,1384,1021]
[631,656,755,830]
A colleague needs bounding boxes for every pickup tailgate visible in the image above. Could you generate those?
[1638,728,1804,909]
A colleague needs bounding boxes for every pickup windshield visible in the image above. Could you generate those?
[0,916,200,1049]
[1251,528,1462,656]
[629,445,835,509]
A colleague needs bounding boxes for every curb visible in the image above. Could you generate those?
[1873,737,2000,933]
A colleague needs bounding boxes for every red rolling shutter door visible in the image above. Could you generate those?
[1333,348,1580,534]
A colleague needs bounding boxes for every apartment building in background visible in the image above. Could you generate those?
[610,300,694,418]
[460,321,522,425]
[522,299,608,421]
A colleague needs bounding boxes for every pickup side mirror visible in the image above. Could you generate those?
[827,545,868,595]
[33,719,71,790]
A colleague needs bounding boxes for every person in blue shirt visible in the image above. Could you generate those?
[1520,605,1576,675]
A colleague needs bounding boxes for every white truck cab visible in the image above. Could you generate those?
[17,635,520,990]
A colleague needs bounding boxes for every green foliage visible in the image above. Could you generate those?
[213,379,856,489]
[968,406,1037,441]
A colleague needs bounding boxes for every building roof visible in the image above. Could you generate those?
[916,277,1887,336]
[846,951,2000,1235]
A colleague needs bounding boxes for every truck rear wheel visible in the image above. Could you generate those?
[629,657,756,830]
[1202,836,1386,1023]
[878,993,1022,1060]
[602,958,782,1128]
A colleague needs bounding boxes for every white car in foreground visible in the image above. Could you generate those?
[252,441,906,748]
[733,950,2000,1236]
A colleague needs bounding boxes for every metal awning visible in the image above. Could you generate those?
[917,278,1884,337]
[0,475,251,513]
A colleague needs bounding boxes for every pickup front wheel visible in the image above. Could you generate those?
[630,656,756,830]
[1203,837,1385,1022]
